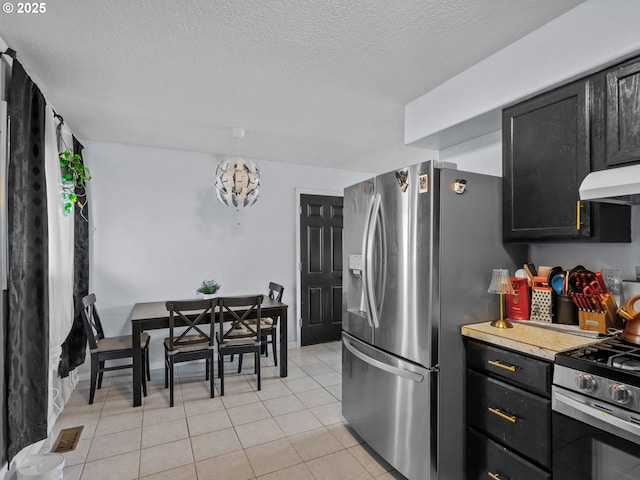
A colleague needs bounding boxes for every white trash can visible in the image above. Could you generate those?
[17,454,65,480]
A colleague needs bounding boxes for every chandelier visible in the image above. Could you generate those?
[214,127,260,209]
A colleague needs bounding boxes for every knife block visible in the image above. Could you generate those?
[578,294,618,334]
[579,310,608,334]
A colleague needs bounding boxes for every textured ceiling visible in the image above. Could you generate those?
[0,0,582,173]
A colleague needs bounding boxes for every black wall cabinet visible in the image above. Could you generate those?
[503,57,634,243]
[605,57,640,167]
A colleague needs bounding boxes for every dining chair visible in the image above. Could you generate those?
[216,295,263,395]
[238,282,284,372]
[81,293,151,405]
[164,298,217,407]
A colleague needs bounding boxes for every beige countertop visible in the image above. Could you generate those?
[461,321,607,361]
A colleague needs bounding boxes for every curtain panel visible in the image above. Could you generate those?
[44,107,74,376]
[6,60,49,461]
[58,138,88,377]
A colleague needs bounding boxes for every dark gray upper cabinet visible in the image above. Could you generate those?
[605,58,640,167]
[503,81,593,242]
[503,63,632,243]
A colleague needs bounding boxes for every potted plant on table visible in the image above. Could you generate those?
[197,279,221,299]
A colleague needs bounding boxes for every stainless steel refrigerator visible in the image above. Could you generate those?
[342,161,525,480]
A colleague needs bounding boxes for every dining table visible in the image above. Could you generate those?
[129,296,288,407]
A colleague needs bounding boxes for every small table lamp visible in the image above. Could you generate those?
[488,268,515,329]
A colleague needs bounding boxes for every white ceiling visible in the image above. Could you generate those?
[0,0,582,173]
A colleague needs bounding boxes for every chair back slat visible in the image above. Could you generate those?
[166,298,217,351]
[268,282,284,302]
[81,293,104,349]
[217,295,263,344]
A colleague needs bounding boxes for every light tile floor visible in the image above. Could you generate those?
[46,341,407,480]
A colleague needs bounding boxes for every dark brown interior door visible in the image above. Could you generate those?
[300,194,343,346]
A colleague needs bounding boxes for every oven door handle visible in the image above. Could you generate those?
[554,390,640,442]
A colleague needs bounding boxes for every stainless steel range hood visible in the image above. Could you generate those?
[579,164,640,205]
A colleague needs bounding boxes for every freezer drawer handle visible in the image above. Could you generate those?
[488,407,517,424]
[487,360,516,372]
[343,336,424,383]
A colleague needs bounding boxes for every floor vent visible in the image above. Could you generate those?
[52,426,84,453]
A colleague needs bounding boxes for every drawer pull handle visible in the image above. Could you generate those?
[488,407,517,423]
[488,472,509,480]
[488,360,516,372]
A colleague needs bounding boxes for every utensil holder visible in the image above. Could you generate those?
[554,294,578,325]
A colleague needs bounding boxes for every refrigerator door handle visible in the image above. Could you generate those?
[364,193,381,328]
[361,194,375,328]
[343,334,424,383]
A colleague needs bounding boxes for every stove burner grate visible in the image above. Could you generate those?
[611,356,640,371]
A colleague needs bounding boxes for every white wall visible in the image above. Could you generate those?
[406,0,640,149]
[82,140,371,369]
[439,130,502,177]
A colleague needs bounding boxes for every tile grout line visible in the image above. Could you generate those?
[59,343,390,480]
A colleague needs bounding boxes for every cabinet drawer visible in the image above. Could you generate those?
[465,339,551,396]
[467,428,551,480]
[467,370,551,468]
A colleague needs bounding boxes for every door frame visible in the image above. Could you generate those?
[295,188,343,348]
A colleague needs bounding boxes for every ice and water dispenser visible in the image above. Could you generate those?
[347,253,367,316]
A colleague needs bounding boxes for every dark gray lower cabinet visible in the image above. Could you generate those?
[467,428,551,480]
[465,339,552,479]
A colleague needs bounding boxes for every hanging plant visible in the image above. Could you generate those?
[59,150,91,218]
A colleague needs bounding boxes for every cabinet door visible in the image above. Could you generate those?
[606,59,640,166]
[503,81,591,241]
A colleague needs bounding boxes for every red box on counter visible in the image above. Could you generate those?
[506,277,530,320]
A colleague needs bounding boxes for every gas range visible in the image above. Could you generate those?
[554,336,640,414]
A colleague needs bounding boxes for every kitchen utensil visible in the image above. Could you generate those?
[537,265,552,279]
[567,266,587,294]
[531,276,553,322]
[546,266,563,285]
[514,268,527,279]
[551,274,565,295]
[595,272,608,293]
[523,264,535,286]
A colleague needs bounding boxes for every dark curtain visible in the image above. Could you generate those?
[6,59,49,461]
[58,138,88,377]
